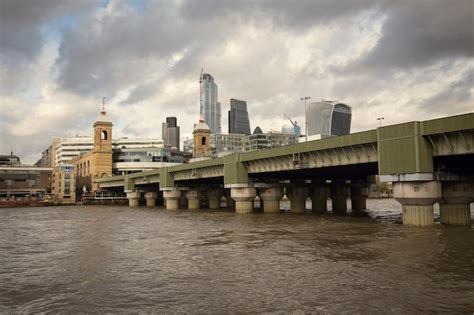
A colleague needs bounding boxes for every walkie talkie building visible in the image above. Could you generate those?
[306,101,352,136]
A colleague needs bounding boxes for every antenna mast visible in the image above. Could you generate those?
[102,96,106,112]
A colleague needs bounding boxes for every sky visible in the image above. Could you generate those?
[1,0,473,164]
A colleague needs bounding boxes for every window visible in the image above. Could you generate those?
[101,130,108,140]
[201,137,206,145]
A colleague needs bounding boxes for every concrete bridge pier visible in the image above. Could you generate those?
[163,189,181,210]
[126,191,141,207]
[310,183,329,213]
[439,182,474,226]
[286,186,309,214]
[350,182,369,212]
[231,187,257,214]
[185,190,201,210]
[207,189,223,209]
[259,186,283,213]
[330,181,349,214]
[224,189,235,210]
[144,192,157,207]
[179,191,188,209]
[393,181,441,227]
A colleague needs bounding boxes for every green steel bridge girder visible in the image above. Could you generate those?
[96,113,474,189]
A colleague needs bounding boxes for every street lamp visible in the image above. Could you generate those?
[377,117,384,127]
[301,96,311,141]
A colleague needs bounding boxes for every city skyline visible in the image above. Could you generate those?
[1,0,473,164]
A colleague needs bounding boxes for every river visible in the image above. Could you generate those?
[1,199,473,313]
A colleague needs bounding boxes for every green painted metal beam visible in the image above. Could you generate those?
[224,154,248,185]
[377,121,433,175]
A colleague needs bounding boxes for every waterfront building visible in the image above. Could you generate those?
[52,164,76,204]
[70,109,113,193]
[162,117,180,150]
[211,133,246,157]
[200,73,221,134]
[306,100,352,136]
[0,166,52,199]
[192,119,212,160]
[228,99,251,135]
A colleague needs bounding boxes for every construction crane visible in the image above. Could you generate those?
[284,113,298,128]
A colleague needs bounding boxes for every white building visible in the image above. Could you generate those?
[53,136,164,166]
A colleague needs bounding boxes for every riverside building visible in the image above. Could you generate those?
[162,117,180,150]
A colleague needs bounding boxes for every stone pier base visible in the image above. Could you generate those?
[286,186,309,214]
[185,190,201,210]
[144,192,157,208]
[163,189,181,210]
[127,191,141,207]
[403,205,434,226]
[440,204,471,226]
[259,187,283,213]
[331,182,349,214]
[207,189,223,210]
[231,187,257,214]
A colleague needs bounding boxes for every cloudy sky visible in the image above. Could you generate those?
[1,0,473,164]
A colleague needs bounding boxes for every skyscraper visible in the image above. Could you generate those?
[200,72,221,134]
[306,101,352,136]
[162,116,180,150]
[228,98,251,135]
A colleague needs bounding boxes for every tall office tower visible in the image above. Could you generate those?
[228,99,251,135]
[200,72,221,134]
[162,116,180,150]
[306,101,352,136]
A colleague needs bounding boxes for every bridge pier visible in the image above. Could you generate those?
[185,190,201,210]
[126,191,141,207]
[259,186,283,213]
[163,189,181,210]
[231,187,256,214]
[330,181,349,214]
[206,189,223,209]
[224,189,235,210]
[144,192,157,208]
[393,181,441,227]
[286,186,309,214]
[179,191,188,209]
[310,182,329,213]
[439,182,474,226]
[350,182,369,212]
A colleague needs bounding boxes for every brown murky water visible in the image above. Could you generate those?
[1,199,473,313]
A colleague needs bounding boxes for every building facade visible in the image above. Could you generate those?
[162,116,180,150]
[200,73,221,134]
[71,110,113,194]
[0,166,52,199]
[211,133,246,157]
[0,153,21,166]
[52,164,76,204]
[113,147,190,175]
[306,101,352,136]
[228,99,251,135]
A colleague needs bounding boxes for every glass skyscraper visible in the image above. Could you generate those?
[306,101,352,136]
[228,98,251,135]
[200,73,221,134]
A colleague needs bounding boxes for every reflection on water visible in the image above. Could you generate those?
[1,199,473,313]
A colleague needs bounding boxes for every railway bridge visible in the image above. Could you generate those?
[98,113,474,226]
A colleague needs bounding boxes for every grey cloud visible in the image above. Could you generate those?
[0,0,95,59]
[342,0,474,73]
[418,68,473,115]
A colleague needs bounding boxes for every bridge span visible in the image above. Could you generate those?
[98,113,474,227]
